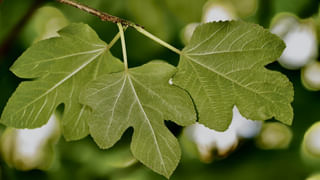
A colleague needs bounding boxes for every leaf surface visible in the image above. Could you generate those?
[173,21,293,131]
[0,23,123,140]
[80,61,196,178]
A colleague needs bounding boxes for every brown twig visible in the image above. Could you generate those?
[56,0,142,28]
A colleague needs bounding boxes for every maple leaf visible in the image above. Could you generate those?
[80,61,196,178]
[0,23,123,140]
[173,21,293,131]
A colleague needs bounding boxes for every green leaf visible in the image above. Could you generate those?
[173,21,293,131]
[21,6,69,46]
[0,23,123,140]
[80,61,196,178]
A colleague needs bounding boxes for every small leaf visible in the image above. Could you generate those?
[173,21,293,131]
[0,23,123,140]
[80,61,196,178]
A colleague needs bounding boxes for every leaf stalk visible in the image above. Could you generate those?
[117,23,129,72]
[133,25,182,55]
[56,0,182,55]
[106,26,127,50]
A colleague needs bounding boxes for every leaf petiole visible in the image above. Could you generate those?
[117,23,129,72]
[107,26,128,50]
[133,25,182,55]
[56,0,181,56]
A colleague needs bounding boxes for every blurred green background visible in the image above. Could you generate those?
[1,0,320,179]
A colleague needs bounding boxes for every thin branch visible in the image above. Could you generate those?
[56,0,142,28]
[56,0,183,55]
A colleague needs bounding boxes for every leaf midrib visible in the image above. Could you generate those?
[127,74,168,175]
[129,75,182,118]
[186,48,265,56]
[22,49,105,67]
[183,54,276,105]
[106,75,126,134]
[14,50,105,115]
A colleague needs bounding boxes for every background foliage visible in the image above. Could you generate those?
[0,0,320,179]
